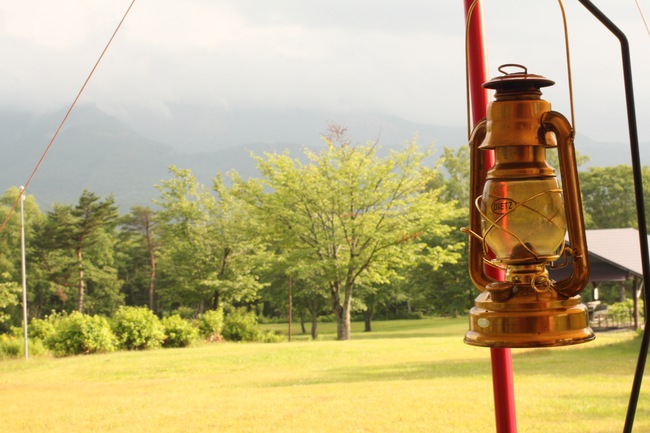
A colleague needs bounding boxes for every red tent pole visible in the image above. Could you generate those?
[490,346,517,433]
[463,1,517,432]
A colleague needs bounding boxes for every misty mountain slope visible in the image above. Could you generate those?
[0,106,176,210]
[118,105,469,152]
[0,105,643,211]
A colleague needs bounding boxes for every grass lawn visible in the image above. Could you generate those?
[1,317,648,432]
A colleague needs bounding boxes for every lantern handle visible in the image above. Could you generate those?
[540,111,589,297]
[498,64,527,75]
[466,119,494,292]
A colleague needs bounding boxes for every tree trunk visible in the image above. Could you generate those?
[335,307,351,340]
[300,310,307,334]
[76,247,85,313]
[338,298,353,340]
[311,312,318,339]
[212,290,220,310]
[364,294,376,332]
[331,282,353,340]
[341,302,351,340]
[306,303,318,339]
[619,283,626,302]
[148,240,156,311]
[143,212,157,312]
[364,308,373,332]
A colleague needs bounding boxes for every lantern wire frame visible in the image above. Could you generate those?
[474,188,566,263]
[464,188,567,268]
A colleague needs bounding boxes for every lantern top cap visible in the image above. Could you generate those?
[483,63,555,92]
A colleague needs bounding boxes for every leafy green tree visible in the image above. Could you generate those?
[358,281,389,331]
[31,190,122,315]
[289,264,329,338]
[579,165,650,229]
[30,205,78,312]
[69,190,120,313]
[154,166,267,313]
[403,146,472,317]
[546,147,590,176]
[27,207,59,312]
[118,206,159,310]
[0,187,44,323]
[261,252,329,338]
[0,276,20,334]
[233,128,460,340]
[434,145,471,205]
[0,188,44,277]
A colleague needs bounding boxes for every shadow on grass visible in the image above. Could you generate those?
[286,330,466,342]
[269,357,494,387]
[269,333,642,388]
[350,330,468,340]
[281,318,469,341]
[511,333,642,377]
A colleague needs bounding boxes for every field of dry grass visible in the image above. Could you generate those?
[1,318,648,432]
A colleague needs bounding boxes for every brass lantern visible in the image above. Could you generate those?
[464,64,595,348]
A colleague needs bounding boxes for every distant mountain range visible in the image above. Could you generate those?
[0,104,644,212]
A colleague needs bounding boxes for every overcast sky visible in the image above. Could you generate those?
[1,0,649,145]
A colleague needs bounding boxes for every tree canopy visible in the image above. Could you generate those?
[0,129,642,340]
[580,165,650,229]
[231,128,461,339]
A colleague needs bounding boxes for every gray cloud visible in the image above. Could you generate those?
[1,0,649,145]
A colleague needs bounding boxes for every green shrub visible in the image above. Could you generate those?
[608,299,644,327]
[171,306,197,320]
[0,334,21,359]
[319,314,336,323]
[258,330,286,343]
[222,308,260,342]
[198,308,224,340]
[406,311,426,320]
[257,315,286,324]
[29,314,59,341]
[161,314,198,348]
[45,312,117,357]
[25,338,49,357]
[0,279,19,334]
[112,306,165,350]
[0,335,49,359]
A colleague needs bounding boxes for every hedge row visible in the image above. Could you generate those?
[3,306,284,358]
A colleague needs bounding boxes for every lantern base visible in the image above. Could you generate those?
[464,291,595,348]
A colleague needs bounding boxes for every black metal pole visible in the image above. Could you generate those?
[576,2,649,432]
